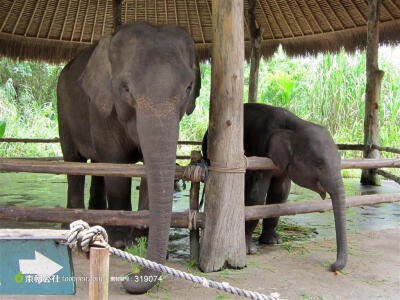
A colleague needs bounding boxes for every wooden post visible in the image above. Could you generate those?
[361,0,384,186]
[112,0,122,33]
[89,247,109,300]
[131,178,149,241]
[199,0,246,272]
[189,151,201,264]
[247,0,262,103]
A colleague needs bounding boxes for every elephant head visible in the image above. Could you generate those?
[267,126,347,271]
[79,23,201,293]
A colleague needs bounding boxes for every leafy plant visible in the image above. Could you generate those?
[0,121,6,138]
[125,236,147,273]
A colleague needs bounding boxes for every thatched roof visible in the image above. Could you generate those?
[0,0,400,63]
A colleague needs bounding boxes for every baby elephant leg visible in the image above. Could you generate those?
[245,171,271,254]
[259,175,291,245]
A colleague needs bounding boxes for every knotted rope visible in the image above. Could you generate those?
[67,220,280,300]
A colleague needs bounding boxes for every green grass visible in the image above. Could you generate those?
[125,236,147,273]
[0,46,399,171]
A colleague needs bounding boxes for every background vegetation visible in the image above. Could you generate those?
[0,46,399,173]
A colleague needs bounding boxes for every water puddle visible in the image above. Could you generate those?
[0,173,398,259]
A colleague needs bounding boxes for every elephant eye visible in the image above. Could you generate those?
[120,81,130,93]
[186,82,193,95]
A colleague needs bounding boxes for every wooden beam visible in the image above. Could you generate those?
[361,0,384,186]
[200,0,246,273]
[247,0,262,103]
[245,193,400,220]
[0,206,203,229]
[0,193,398,229]
[112,0,122,32]
[376,170,400,184]
[0,157,398,180]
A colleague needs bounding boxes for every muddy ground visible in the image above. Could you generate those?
[2,227,399,300]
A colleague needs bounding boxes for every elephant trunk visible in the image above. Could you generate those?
[326,174,347,271]
[123,113,179,294]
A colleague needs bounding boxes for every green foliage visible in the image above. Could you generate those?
[125,236,147,273]
[0,46,399,168]
[0,58,63,157]
[0,120,6,138]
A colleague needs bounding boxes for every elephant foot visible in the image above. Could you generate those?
[259,230,282,245]
[106,226,133,249]
[123,267,162,294]
[246,240,257,255]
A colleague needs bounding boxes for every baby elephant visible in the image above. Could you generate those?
[203,103,347,271]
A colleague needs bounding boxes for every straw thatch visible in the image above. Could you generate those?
[0,0,399,63]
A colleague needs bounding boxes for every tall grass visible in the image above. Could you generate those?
[180,46,400,162]
[0,59,62,157]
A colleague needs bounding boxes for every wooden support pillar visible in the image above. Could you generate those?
[199,0,246,272]
[112,0,122,33]
[361,0,384,186]
[247,0,262,103]
[189,151,201,264]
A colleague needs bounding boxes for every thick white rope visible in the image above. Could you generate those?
[68,220,280,300]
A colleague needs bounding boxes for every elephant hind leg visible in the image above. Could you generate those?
[104,176,133,249]
[245,171,271,254]
[259,175,291,245]
[89,175,106,209]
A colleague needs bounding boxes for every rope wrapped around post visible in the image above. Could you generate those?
[67,220,280,300]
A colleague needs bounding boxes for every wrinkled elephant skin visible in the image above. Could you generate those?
[203,103,347,271]
[57,22,201,293]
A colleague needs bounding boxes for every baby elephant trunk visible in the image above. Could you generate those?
[325,174,348,271]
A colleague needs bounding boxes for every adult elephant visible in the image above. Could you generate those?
[57,22,201,293]
[202,103,347,271]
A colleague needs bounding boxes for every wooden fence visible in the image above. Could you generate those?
[0,138,399,262]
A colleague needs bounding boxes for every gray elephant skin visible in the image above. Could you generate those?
[57,22,200,293]
[202,103,347,271]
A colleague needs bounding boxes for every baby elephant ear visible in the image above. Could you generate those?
[267,129,293,171]
[79,36,114,117]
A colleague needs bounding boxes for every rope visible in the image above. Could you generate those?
[67,220,280,300]
[188,210,198,230]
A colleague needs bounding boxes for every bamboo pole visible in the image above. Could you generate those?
[361,0,384,186]
[200,0,246,272]
[112,0,122,32]
[89,247,109,300]
[247,0,262,103]
[0,193,398,228]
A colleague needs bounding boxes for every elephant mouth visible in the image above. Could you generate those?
[316,181,327,200]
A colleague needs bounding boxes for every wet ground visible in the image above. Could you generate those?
[0,173,399,299]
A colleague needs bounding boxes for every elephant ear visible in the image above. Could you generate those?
[267,129,293,171]
[79,36,114,117]
[186,56,201,115]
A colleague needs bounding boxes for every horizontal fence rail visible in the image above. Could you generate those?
[0,138,202,146]
[337,143,400,154]
[0,193,398,228]
[0,157,398,179]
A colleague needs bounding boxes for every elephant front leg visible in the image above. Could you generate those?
[259,175,291,245]
[245,171,270,254]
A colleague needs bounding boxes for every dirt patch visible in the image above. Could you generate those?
[2,227,399,300]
